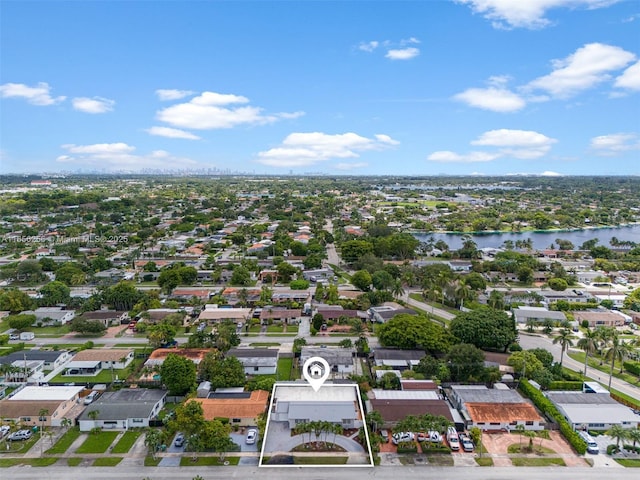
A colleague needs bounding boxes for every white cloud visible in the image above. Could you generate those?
[541,171,562,176]
[58,142,197,170]
[401,37,421,45]
[156,90,301,130]
[0,82,66,106]
[146,126,201,140]
[471,128,557,158]
[427,151,501,163]
[156,89,195,101]
[456,0,620,30]
[428,128,557,163]
[72,96,115,114]
[358,41,379,52]
[335,162,369,170]
[590,133,640,155]
[257,132,399,168]
[385,47,420,60]
[454,86,525,112]
[526,43,636,98]
[614,61,640,91]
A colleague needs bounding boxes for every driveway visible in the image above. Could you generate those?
[263,420,365,454]
[158,433,184,467]
[230,428,259,453]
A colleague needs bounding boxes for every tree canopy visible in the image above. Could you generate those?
[449,307,517,352]
[160,353,197,396]
[377,314,451,353]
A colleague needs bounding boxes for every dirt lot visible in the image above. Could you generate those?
[482,431,589,467]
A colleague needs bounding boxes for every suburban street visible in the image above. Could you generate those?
[3,465,640,480]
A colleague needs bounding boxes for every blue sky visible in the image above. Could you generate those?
[1,0,639,175]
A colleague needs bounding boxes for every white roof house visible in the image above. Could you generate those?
[9,385,84,401]
[546,390,640,431]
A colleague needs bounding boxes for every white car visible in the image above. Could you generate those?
[8,429,33,441]
[417,431,442,443]
[391,431,415,445]
[0,425,11,437]
[245,428,258,445]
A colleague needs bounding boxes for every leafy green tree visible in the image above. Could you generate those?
[0,289,34,313]
[446,343,486,382]
[340,240,374,264]
[7,313,36,331]
[312,313,324,331]
[351,270,372,291]
[103,281,142,311]
[507,350,544,379]
[372,270,394,291]
[54,262,85,286]
[378,371,401,390]
[528,348,554,368]
[39,281,71,306]
[450,308,517,352]
[548,278,568,291]
[377,314,451,353]
[160,353,197,395]
[200,355,245,390]
[289,279,310,290]
[230,266,252,286]
[147,322,177,348]
[276,262,298,283]
[415,355,441,379]
[69,318,107,335]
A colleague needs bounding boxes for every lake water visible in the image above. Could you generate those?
[413,224,640,250]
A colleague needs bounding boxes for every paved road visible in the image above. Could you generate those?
[403,290,457,321]
[519,332,640,402]
[4,465,640,480]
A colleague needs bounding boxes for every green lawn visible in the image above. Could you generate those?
[293,456,349,465]
[179,456,240,466]
[475,457,494,466]
[93,457,123,466]
[568,351,639,385]
[67,457,83,466]
[144,455,162,466]
[46,427,82,454]
[511,457,566,467]
[249,342,281,347]
[507,443,556,454]
[111,430,142,454]
[75,431,119,454]
[615,458,640,467]
[0,458,59,468]
[277,357,293,381]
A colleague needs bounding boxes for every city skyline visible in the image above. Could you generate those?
[1,0,639,175]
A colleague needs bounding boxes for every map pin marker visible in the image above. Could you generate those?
[302,356,330,392]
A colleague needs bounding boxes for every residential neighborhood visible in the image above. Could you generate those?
[0,175,640,473]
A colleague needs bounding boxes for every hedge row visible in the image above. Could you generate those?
[548,381,583,391]
[623,361,640,376]
[519,379,587,455]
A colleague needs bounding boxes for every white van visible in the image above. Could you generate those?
[578,431,599,454]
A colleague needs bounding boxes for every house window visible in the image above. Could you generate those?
[232,418,241,423]
[132,419,144,423]
[525,421,534,425]
[490,423,500,426]
[254,366,259,372]
[294,419,309,425]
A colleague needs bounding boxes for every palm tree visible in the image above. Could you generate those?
[38,408,49,457]
[607,424,629,449]
[552,328,576,368]
[523,430,537,452]
[391,279,405,300]
[577,328,599,376]
[454,279,473,309]
[628,428,640,449]
[603,331,630,390]
[537,429,550,449]
[525,318,537,333]
[515,424,525,448]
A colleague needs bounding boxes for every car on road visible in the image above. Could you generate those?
[245,428,258,445]
[392,431,415,445]
[174,433,185,447]
[8,429,33,441]
[459,432,474,452]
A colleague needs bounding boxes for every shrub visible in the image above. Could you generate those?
[508,343,523,352]
[607,444,620,455]
[623,361,640,376]
[548,381,583,390]
[518,379,587,455]
[396,441,418,454]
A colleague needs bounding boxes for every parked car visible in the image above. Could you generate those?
[9,334,19,340]
[380,429,389,443]
[245,428,258,445]
[417,431,442,443]
[8,429,32,441]
[459,432,474,452]
[578,431,599,454]
[391,431,415,445]
[446,426,460,451]
[174,433,185,447]
[0,425,11,437]
[84,391,99,405]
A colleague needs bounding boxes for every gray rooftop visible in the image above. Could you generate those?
[451,385,524,404]
[0,350,69,364]
[545,392,618,405]
[373,349,425,361]
[281,401,358,423]
[79,389,167,421]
